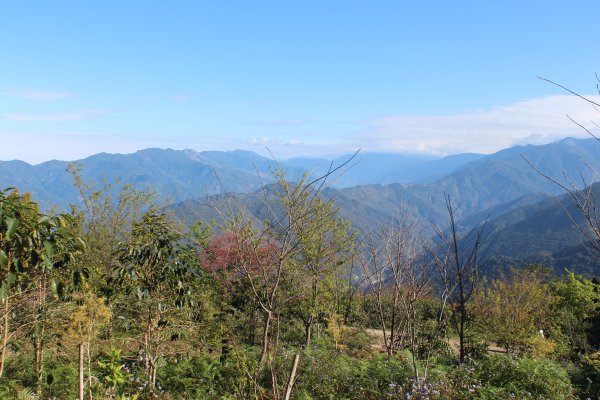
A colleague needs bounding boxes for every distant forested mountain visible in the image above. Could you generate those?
[172,138,600,277]
[0,149,308,210]
[4,137,600,275]
[476,182,600,277]
[5,137,598,214]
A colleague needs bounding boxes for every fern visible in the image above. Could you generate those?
[16,387,38,400]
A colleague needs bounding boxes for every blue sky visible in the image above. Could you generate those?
[1,1,600,163]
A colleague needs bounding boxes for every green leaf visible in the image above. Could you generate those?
[0,281,9,302]
[43,241,54,258]
[5,217,17,240]
[0,250,7,268]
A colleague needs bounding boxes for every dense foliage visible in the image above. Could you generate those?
[0,167,599,400]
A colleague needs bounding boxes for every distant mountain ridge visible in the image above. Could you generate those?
[0,148,308,210]
[0,147,483,210]
[0,138,600,225]
[2,137,600,218]
[4,137,600,275]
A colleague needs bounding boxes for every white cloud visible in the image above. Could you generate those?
[247,136,272,145]
[356,95,600,155]
[4,95,600,164]
[2,89,72,101]
[3,109,109,122]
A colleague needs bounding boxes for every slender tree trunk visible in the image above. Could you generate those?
[151,343,159,388]
[409,308,419,379]
[34,276,46,398]
[87,342,93,400]
[304,316,313,348]
[258,310,272,367]
[0,295,9,377]
[0,252,12,377]
[457,281,466,364]
[284,315,314,400]
[144,304,155,388]
[79,342,85,400]
[35,335,44,398]
[284,354,300,400]
[152,362,157,388]
[390,283,400,356]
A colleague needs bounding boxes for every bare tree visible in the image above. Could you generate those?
[359,212,433,377]
[526,77,600,255]
[432,194,488,364]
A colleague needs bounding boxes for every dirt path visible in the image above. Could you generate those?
[364,328,505,354]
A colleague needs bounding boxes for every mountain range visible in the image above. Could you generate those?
[3,137,600,276]
[0,147,487,210]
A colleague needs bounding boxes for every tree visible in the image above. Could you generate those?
[526,78,600,256]
[550,271,600,354]
[67,163,155,323]
[209,155,357,399]
[283,196,355,399]
[66,291,111,400]
[0,189,38,377]
[432,194,487,364]
[359,213,432,377]
[0,188,85,398]
[27,212,86,397]
[473,267,555,356]
[115,209,196,390]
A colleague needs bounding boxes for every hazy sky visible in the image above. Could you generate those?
[2,1,600,163]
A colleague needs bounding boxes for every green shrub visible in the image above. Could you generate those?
[157,346,260,399]
[293,349,412,400]
[43,362,78,400]
[470,354,575,399]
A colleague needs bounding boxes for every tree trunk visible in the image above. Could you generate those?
[0,295,9,377]
[87,342,93,400]
[34,277,46,398]
[35,335,44,398]
[284,315,314,400]
[304,316,313,348]
[0,252,12,377]
[409,308,419,379]
[79,342,85,400]
[283,353,300,400]
[258,310,272,367]
[151,357,157,388]
[458,283,466,364]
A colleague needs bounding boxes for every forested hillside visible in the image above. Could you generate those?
[478,183,600,276]
[0,164,599,399]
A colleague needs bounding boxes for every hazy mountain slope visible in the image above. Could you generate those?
[324,137,600,230]
[457,192,551,231]
[414,137,600,221]
[0,159,77,210]
[284,152,484,187]
[285,153,437,187]
[382,153,486,184]
[0,148,306,210]
[477,183,600,276]
[3,136,600,228]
